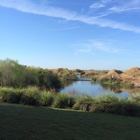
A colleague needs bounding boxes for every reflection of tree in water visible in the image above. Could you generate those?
[61,80,74,88]
[121,87,140,94]
[100,83,122,93]
[101,83,140,94]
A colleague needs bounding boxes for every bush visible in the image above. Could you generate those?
[130,93,140,103]
[0,87,22,103]
[89,94,140,116]
[39,91,54,106]
[20,87,40,105]
[0,87,140,117]
[73,94,140,116]
[53,93,76,108]
[0,58,62,90]
[73,94,95,111]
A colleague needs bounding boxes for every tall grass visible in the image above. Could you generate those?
[0,87,55,106]
[0,87,22,103]
[0,87,140,116]
[89,94,140,116]
[20,87,41,105]
[130,93,140,103]
[39,91,54,106]
[73,94,140,116]
[73,94,95,111]
[53,93,76,108]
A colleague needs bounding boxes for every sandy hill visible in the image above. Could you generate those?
[83,70,108,77]
[52,68,76,80]
[98,70,121,81]
[82,70,95,77]
[123,67,140,77]
[107,70,122,77]
[98,67,140,87]
[53,68,71,75]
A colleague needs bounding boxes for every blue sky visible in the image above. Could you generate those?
[0,0,140,70]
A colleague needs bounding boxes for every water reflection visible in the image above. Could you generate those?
[60,81,140,98]
[100,83,140,94]
[76,74,91,81]
[100,83,123,93]
[61,80,74,88]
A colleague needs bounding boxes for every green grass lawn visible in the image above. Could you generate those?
[0,103,140,140]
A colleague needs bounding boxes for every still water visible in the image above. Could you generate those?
[60,80,140,98]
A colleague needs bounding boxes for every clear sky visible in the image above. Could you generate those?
[0,0,140,70]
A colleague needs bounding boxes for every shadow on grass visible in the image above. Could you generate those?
[0,103,140,140]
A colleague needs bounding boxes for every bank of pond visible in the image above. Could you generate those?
[0,86,140,117]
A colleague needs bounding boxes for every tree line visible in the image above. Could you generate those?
[0,58,61,90]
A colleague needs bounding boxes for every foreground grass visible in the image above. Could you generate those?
[0,103,140,140]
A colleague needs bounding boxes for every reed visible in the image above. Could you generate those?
[130,93,140,103]
[73,94,95,111]
[0,87,22,103]
[53,93,76,108]
[20,86,41,105]
[89,94,140,116]
[39,91,54,106]
[0,87,140,116]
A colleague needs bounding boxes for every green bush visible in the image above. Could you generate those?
[0,58,62,90]
[89,94,140,116]
[20,87,40,105]
[73,94,140,116]
[0,87,22,103]
[39,91,54,106]
[130,93,140,103]
[0,87,140,117]
[73,94,95,111]
[53,93,76,108]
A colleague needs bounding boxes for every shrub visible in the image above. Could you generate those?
[89,94,140,116]
[53,93,76,108]
[130,93,140,103]
[73,94,95,111]
[20,87,40,105]
[73,94,140,116]
[0,87,22,103]
[39,91,54,106]
[0,86,140,117]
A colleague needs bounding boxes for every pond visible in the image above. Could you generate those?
[60,80,140,98]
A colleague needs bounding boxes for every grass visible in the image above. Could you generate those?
[131,93,140,103]
[73,94,95,111]
[0,87,140,117]
[0,87,22,103]
[0,103,140,140]
[88,94,140,116]
[20,87,41,105]
[39,91,54,106]
[53,93,76,108]
[73,94,140,116]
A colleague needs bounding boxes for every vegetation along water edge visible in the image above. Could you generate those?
[0,86,140,117]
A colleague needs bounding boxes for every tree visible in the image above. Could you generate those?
[38,69,61,91]
[0,58,62,90]
[0,58,25,87]
[24,66,39,86]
